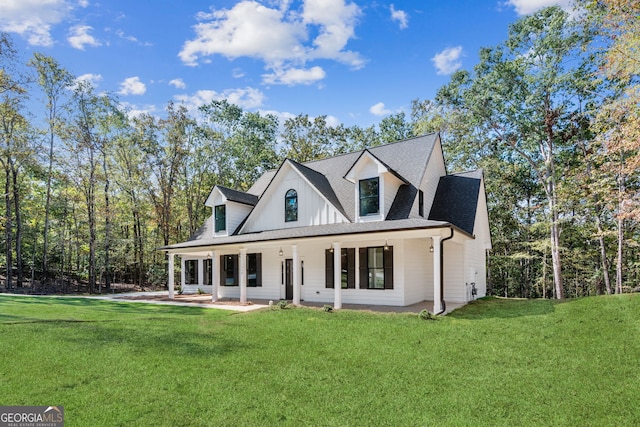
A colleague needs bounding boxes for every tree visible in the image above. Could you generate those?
[436,7,599,298]
[29,53,73,279]
[582,0,640,293]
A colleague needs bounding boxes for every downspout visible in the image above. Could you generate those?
[436,227,455,315]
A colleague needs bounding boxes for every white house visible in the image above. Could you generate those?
[161,133,491,312]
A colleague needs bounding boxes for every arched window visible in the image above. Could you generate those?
[285,189,298,222]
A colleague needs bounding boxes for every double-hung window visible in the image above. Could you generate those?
[359,246,394,289]
[214,204,226,232]
[359,177,379,216]
[325,248,355,289]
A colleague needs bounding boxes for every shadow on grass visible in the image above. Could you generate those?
[58,317,251,358]
[0,294,209,316]
[449,296,556,319]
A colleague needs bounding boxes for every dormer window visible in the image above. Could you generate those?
[214,204,226,232]
[359,177,379,216]
[285,189,298,222]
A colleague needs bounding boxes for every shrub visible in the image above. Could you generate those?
[418,309,437,320]
[278,300,289,309]
[323,305,333,312]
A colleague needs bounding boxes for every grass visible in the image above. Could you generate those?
[0,294,639,426]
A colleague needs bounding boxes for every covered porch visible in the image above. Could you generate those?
[164,225,478,313]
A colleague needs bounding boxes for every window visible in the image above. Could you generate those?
[219,254,262,287]
[185,260,197,284]
[419,190,424,217]
[359,177,379,216]
[215,204,226,232]
[285,189,298,222]
[220,255,238,286]
[204,258,212,286]
[368,247,385,289]
[359,246,393,289]
[325,248,355,289]
[247,253,262,287]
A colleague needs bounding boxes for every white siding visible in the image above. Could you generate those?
[444,241,466,302]
[227,203,253,235]
[242,166,345,233]
[402,238,434,305]
[207,189,253,237]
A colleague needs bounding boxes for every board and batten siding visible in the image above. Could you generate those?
[242,166,345,233]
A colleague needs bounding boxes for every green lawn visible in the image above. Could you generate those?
[1,294,639,426]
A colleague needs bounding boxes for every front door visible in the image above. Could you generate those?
[285,259,293,300]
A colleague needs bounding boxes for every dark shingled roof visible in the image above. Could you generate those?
[161,135,490,251]
[217,186,258,206]
[428,174,481,235]
[386,184,418,220]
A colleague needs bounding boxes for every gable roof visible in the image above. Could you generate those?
[344,149,409,184]
[288,159,347,218]
[428,171,482,235]
[216,186,259,206]
[175,133,483,248]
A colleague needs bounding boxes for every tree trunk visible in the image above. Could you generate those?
[43,132,54,278]
[5,167,12,290]
[103,152,111,292]
[595,216,612,295]
[11,160,23,287]
[616,170,625,294]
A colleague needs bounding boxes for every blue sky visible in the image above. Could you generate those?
[1,0,571,128]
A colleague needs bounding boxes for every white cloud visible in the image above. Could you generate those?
[390,4,408,29]
[119,101,158,119]
[505,0,573,16]
[67,25,101,50]
[118,76,147,96]
[262,66,326,86]
[369,102,393,117]
[179,0,363,85]
[174,87,266,114]
[74,73,103,87]
[169,78,186,89]
[232,68,246,79]
[301,0,363,67]
[0,0,72,46]
[432,46,463,75]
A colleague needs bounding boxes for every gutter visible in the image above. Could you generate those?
[436,226,455,315]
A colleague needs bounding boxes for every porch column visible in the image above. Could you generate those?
[180,257,186,286]
[211,251,218,302]
[239,248,247,304]
[333,242,342,309]
[197,258,204,286]
[292,245,300,305]
[168,253,175,299]
[432,236,442,313]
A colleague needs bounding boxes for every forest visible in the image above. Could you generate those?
[0,1,638,299]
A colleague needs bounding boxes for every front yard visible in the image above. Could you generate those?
[0,294,638,426]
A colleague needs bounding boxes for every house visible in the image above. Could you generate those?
[160,133,491,312]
